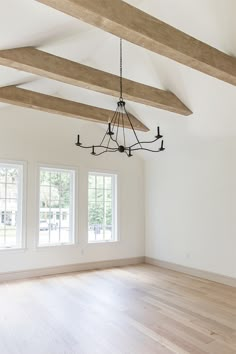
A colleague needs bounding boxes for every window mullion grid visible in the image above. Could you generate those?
[103,176,105,241]
[48,172,51,244]
[59,173,62,243]
[69,172,73,244]
[4,168,7,246]
[16,167,21,247]
[95,175,97,241]
[112,176,115,241]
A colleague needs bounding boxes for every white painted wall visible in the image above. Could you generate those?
[145,138,236,279]
[0,106,145,273]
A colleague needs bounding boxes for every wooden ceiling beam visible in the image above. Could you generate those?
[0,86,148,132]
[0,47,191,116]
[37,0,236,87]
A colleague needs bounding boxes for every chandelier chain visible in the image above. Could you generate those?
[120,38,123,100]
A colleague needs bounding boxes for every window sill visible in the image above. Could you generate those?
[88,240,119,245]
[0,247,27,254]
[35,243,78,251]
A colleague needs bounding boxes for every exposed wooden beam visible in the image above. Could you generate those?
[0,86,148,131]
[0,47,191,116]
[37,0,236,87]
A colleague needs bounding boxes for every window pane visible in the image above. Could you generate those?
[88,175,95,188]
[6,228,17,246]
[105,176,112,189]
[0,169,6,183]
[39,168,74,246]
[39,231,49,245]
[6,199,17,212]
[96,189,103,202]
[50,229,60,244]
[50,200,59,208]
[105,202,112,225]
[0,184,5,198]
[60,191,70,208]
[88,189,95,201]
[60,172,70,187]
[40,170,50,186]
[51,186,60,200]
[0,230,5,246]
[6,184,17,199]
[88,173,116,243]
[0,164,23,249]
[60,228,70,243]
[96,176,104,189]
[40,186,50,207]
[7,168,18,184]
[0,201,5,214]
[105,189,112,202]
[0,219,4,230]
[50,172,61,187]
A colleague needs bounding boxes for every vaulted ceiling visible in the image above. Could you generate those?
[1,0,236,158]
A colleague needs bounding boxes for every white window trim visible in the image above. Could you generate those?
[0,159,27,251]
[36,163,78,248]
[87,170,119,244]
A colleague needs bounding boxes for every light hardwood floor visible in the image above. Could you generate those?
[0,264,235,354]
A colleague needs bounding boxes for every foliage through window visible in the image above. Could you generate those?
[88,172,117,242]
[0,163,23,249]
[39,167,75,246]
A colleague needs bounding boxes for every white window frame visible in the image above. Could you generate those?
[0,160,26,250]
[37,164,77,248]
[88,171,118,244]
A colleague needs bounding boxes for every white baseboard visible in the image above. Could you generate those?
[0,257,145,283]
[2,256,235,288]
[145,257,236,288]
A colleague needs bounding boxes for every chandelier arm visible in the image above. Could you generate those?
[79,144,118,151]
[131,147,163,153]
[124,107,142,148]
[110,134,120,147]
[105,136,112,151]
[93,149,119,156]
[106,132,118,151]
[94,149,118,156]
[129,137,160,148]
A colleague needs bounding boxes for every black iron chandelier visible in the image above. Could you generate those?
[75,39,165,157]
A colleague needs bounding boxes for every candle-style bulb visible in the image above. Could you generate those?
[160,140,165,151]
[155,126,163,139]
[76,134,81,146]
[107,122,114,136]
[91,145,96,155]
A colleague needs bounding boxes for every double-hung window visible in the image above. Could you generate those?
[0,162,24,249]
[38,166,75,246]
[88,172,117,243]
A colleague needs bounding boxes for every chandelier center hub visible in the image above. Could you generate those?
[118,145,125,153]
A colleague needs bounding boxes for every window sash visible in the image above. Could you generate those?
[88,172,117,243]
[0,163,23,249]
[38,166,75,246]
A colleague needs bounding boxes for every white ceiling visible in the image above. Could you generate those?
[1,0,236,159]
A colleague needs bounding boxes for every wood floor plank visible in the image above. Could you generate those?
[0,264,235,354]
